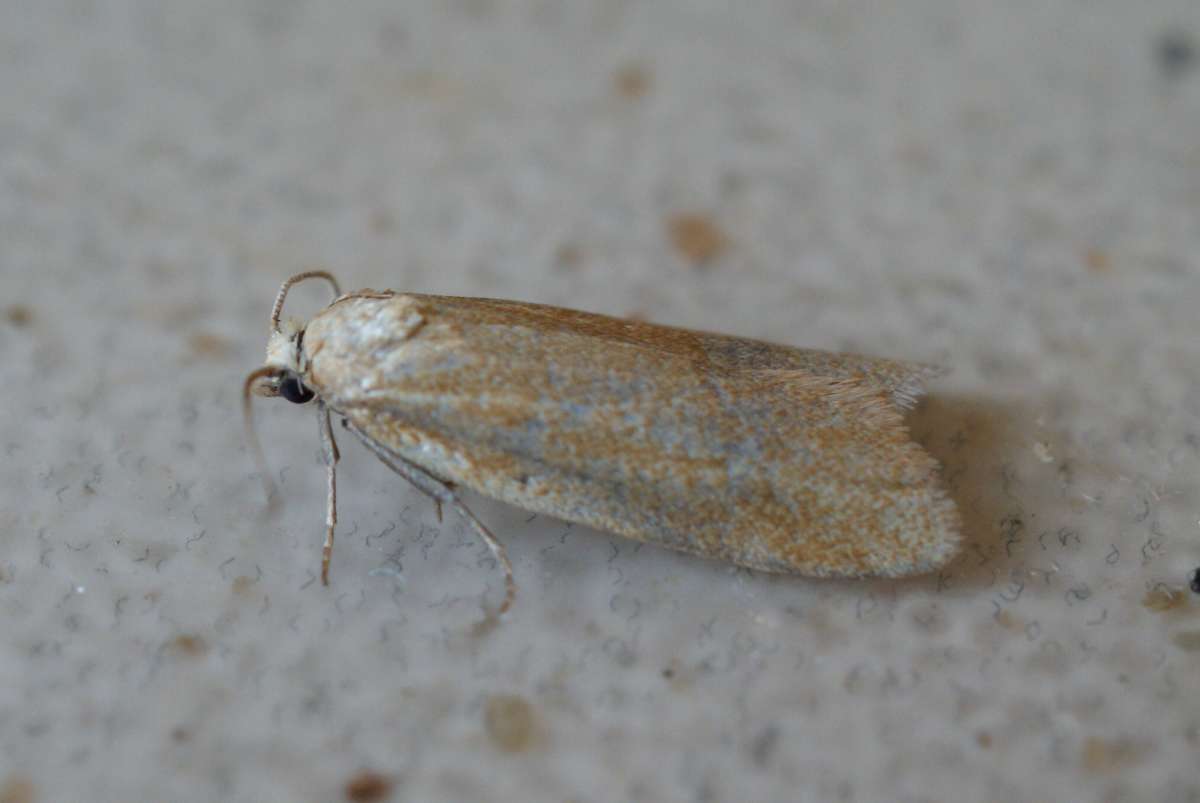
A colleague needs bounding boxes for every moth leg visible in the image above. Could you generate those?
[432,482,458,523]
[346,427,515,615]
[449,495,514,616]
[317,402,340,586]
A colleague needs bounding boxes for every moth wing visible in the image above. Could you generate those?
[693,333,943,411]
[425,294,940,411]
[308,294,960,578]
[718,366,962,575]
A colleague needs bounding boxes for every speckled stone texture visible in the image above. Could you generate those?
[2,2,1199,802]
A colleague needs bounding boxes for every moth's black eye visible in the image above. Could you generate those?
[1190,567,1200,595]
[279,374,315,404]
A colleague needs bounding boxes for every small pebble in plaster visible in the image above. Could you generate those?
[484,694,537,753]
[369,209,396,235]
[1142,586,1187,612]
[344,770,393,802]
[614,63,652,99]
[661,661,693,691]
[0,775,34,803]
[4,305,33,327]
[667,213,728,266]
[1083,249,1111,275]
[169,634,208,657]
[188,332,232,360]
[553,242,584,271]
[1081,737,1145,772]
[1172,631,1200,652]
[993,610,1021,631]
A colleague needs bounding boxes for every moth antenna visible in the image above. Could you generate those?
[270,271,342,332]
[243,366,280,511]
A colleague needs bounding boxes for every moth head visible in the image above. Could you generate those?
[242,271,343,506]
[252,318,315,405]
[246,271,343,407]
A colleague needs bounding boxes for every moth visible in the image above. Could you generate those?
[244,271,961,613]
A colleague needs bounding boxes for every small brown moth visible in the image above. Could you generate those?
[244,272,961,613]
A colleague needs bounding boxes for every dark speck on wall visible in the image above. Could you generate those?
[344,771,392,802]
[1156,30,1196,79]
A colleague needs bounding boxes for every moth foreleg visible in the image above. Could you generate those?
[317,403,339,586]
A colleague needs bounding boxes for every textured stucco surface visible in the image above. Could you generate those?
[2,2,1199,801]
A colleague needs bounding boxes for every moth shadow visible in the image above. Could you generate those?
[895,392,1038,593]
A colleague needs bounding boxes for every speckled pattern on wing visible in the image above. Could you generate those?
[301,293,961,578]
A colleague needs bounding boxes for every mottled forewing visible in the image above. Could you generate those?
[303,294,960,578]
